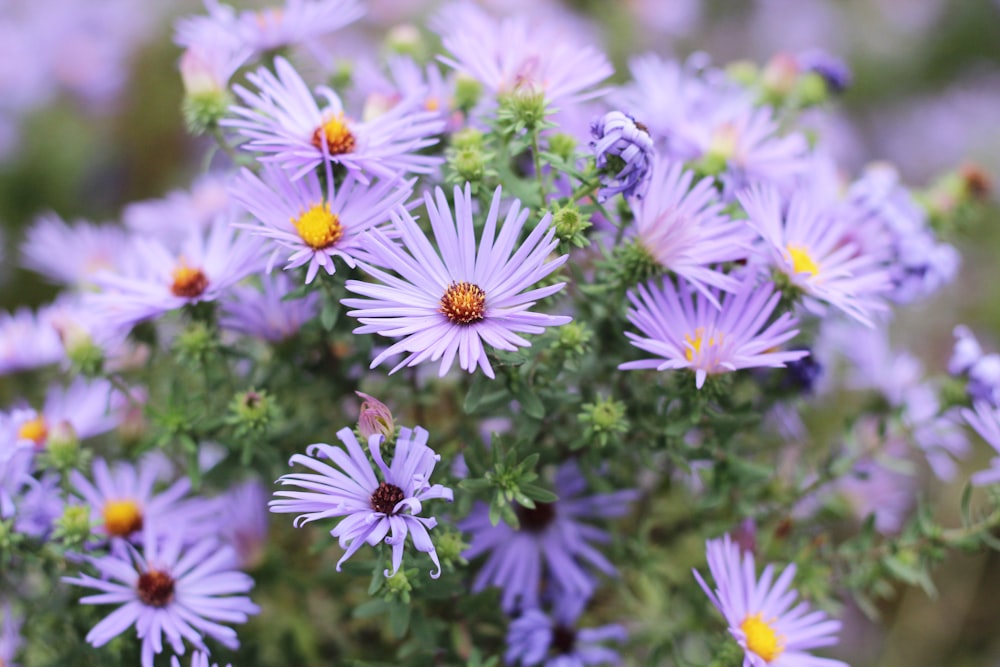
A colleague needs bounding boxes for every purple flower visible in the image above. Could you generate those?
[8,377,123,450]
[739,185,891,326]
[620,276,807,389]
[225,57,444,182]
[630,157,756,300]
[460,462,636,613]
[590,111,655,201]
[0,427,33,519]
[219,272,320,343]
[947,325,1000,407]
[13,472,63,539]
[505,593,626,666]
[694,534,848,667]
[962,402,1000,486]
[0,603,22,667]
[172,650,231,667]
[230,162,413,283]
[0,305,65,375]
[435,2,612,106]
[270,426,453,577]
[796,49,852,93]
[21,213,130,288]
[64,528,259,667]
[343,184,571,379]
[216,479,270,570]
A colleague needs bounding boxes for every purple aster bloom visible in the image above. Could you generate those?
[177,29,251,100]
[225,57,444,182]
[947,326,1000,407]
[9,377,123,450]
[71,456,214,543]
[271,426,453,577]
[13,472,63,538]
[219,272,320,343]
[0,603,22,667]
[88,217,263,330]
[460,461,637,613]
[694,534,848,667]
[795,49,852,93]
[230,161,413,283]
[434,2,612,106]
[0,305,65,375]
[64,527,259,667]
[172,650,231,667]
[590,111,655,201]
[902,385,969,481]
[21,213,130,288]
[356,55,460,131]
[216,479,270,570]
[962,402,1000,486]
[0,425,33,519]
[630,157,756,300]
[505,593,627,666]
[343,184,571,379]
[122,174,235,251]
[950,325,983,376]
[619,275,807,389]
[739,185,892,326]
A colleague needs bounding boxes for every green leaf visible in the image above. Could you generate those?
[960,483,974,527]
[388,600,411,639]
[520,483,558,503]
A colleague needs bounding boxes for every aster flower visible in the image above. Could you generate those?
[629,157,757,299]
[0,305,65,375]
[619,276,808,389]
[216,479,270,569]
[435,2,612,107]
[219,272,320,342]
[506,593,627,667]
[64,528,259,667]
[270,426,453,577]
[459,461,637,613]
[21,213,130,288]
[962,402,1000,486]
[8,377,123,450]
[738,185,892,326]
[343,184,571,379]
[0,429,33,519]
[225,57,444,182]
[230,162,413,283]
[590,110,655,201]
[357,55,459,130]
[70,456,214,542]
[88,216,263,330]
[13,472,63,539]
[694,534,848,667]
[123,173,235,251]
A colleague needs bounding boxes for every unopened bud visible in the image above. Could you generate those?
[54,505,92,548]
[548,132,577,162]
[385,24,425,60]
[357,392,395,441]
[228,389,278,435]
[44,421,83,470]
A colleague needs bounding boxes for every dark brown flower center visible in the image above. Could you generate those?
[370,481,405,514]
[439,281,486,325]
[514,502,556,533]
[961,164,991,200]
[170,264,209,298]
[551,624,577,655]
[137,569,175,607]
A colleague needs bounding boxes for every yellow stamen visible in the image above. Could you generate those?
[440,281,487,325]
[292,202,344,250]
[254,7,284,29]
[170,262,209,298]
[740,613,785,662]
[311,113,356,155]
[684,327,723,362]
[787,244,820,277]
[17,416,48,446]
[102,499,144,537]
[425,97,441,112]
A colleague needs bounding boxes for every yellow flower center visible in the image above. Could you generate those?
[292,202,344,250]
[170,262,209,298]
[17,415,48,446]
[787,244,820,277]
[740,613,785,663]
[439,281,487,325]
[102,499,144,537]
[684,327,723,362]
[425,97,441,111]
[311,113,356,155]
[254,7,284,29]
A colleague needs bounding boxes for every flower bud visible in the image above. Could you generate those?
[453,74,482,113]
[53,505,92,548]
[44,420,83,471]
[228,389,279,435]
[357,392,395,441]
[384,24,425,60]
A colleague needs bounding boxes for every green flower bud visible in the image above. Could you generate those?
[183,92,233,136]
[42,421,86,472]
[384,567,413,603]
[384,24,425,59]
[227,389,279,435]
[173,321,219,366]
[451,128,485,151]
[452,146,487,182]
[53,505,93,549]
[555,321,592,358]
[612,239,660,288]
[578,395,629,449]
[453,74,483,113]
[497,89,549,134]
[795,72,829,108]
[432,528,469,569]
[726,60,759,88]
[551,204,591,245]
[327,59,354,91]
[547,132,577,162]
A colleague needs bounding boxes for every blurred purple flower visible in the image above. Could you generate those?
[219,272,320,343]
[21,214,130,289]
[962,402,1000,486]
[590,111,655,201]
[505,593,626,666]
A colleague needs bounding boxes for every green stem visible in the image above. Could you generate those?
[530,129,547,206]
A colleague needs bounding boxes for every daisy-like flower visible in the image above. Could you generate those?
[215,479,270,570]
[619,276,808,389]
[9,377,123,450]
[962,402,1000,486]
[88,216,263,331]
[590,110,655,201]
[505,593,627,667]
[219,272,320,343]
[230,162,413,283]
[694,534,848,667]
[630,157,756,299]
[459,462,637,613]
[738,185,892,326]
[0,425,33,519]
[435,2,612,107]
[70,456,214,542]
[13,471,63,539]
[0,305,65,375]
[64,527,259,667]
[21,213,130,288]
[225,57,444,182]
[270,425,453,577]
[343,184,571,379]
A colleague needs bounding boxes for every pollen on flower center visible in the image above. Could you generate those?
[684,327,723,362]
[292,202,344,250]
[311,113,356,155]
[103,499,144,537]
[137,569,175,607]
[17,416,48,446]
[439,281,487,325]
[514,502,556,533]
[787,244,820,277]
[370,481,405,514]
[170,263,209,298]
[740,613,784,662]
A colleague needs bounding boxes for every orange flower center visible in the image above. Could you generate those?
[102,499,144,537]
[17,416,48,446]
[311,113,356,155]
[170,262,209,298]
[292,202,343,250]
[439,281,486,325]
[740,613,785,662]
